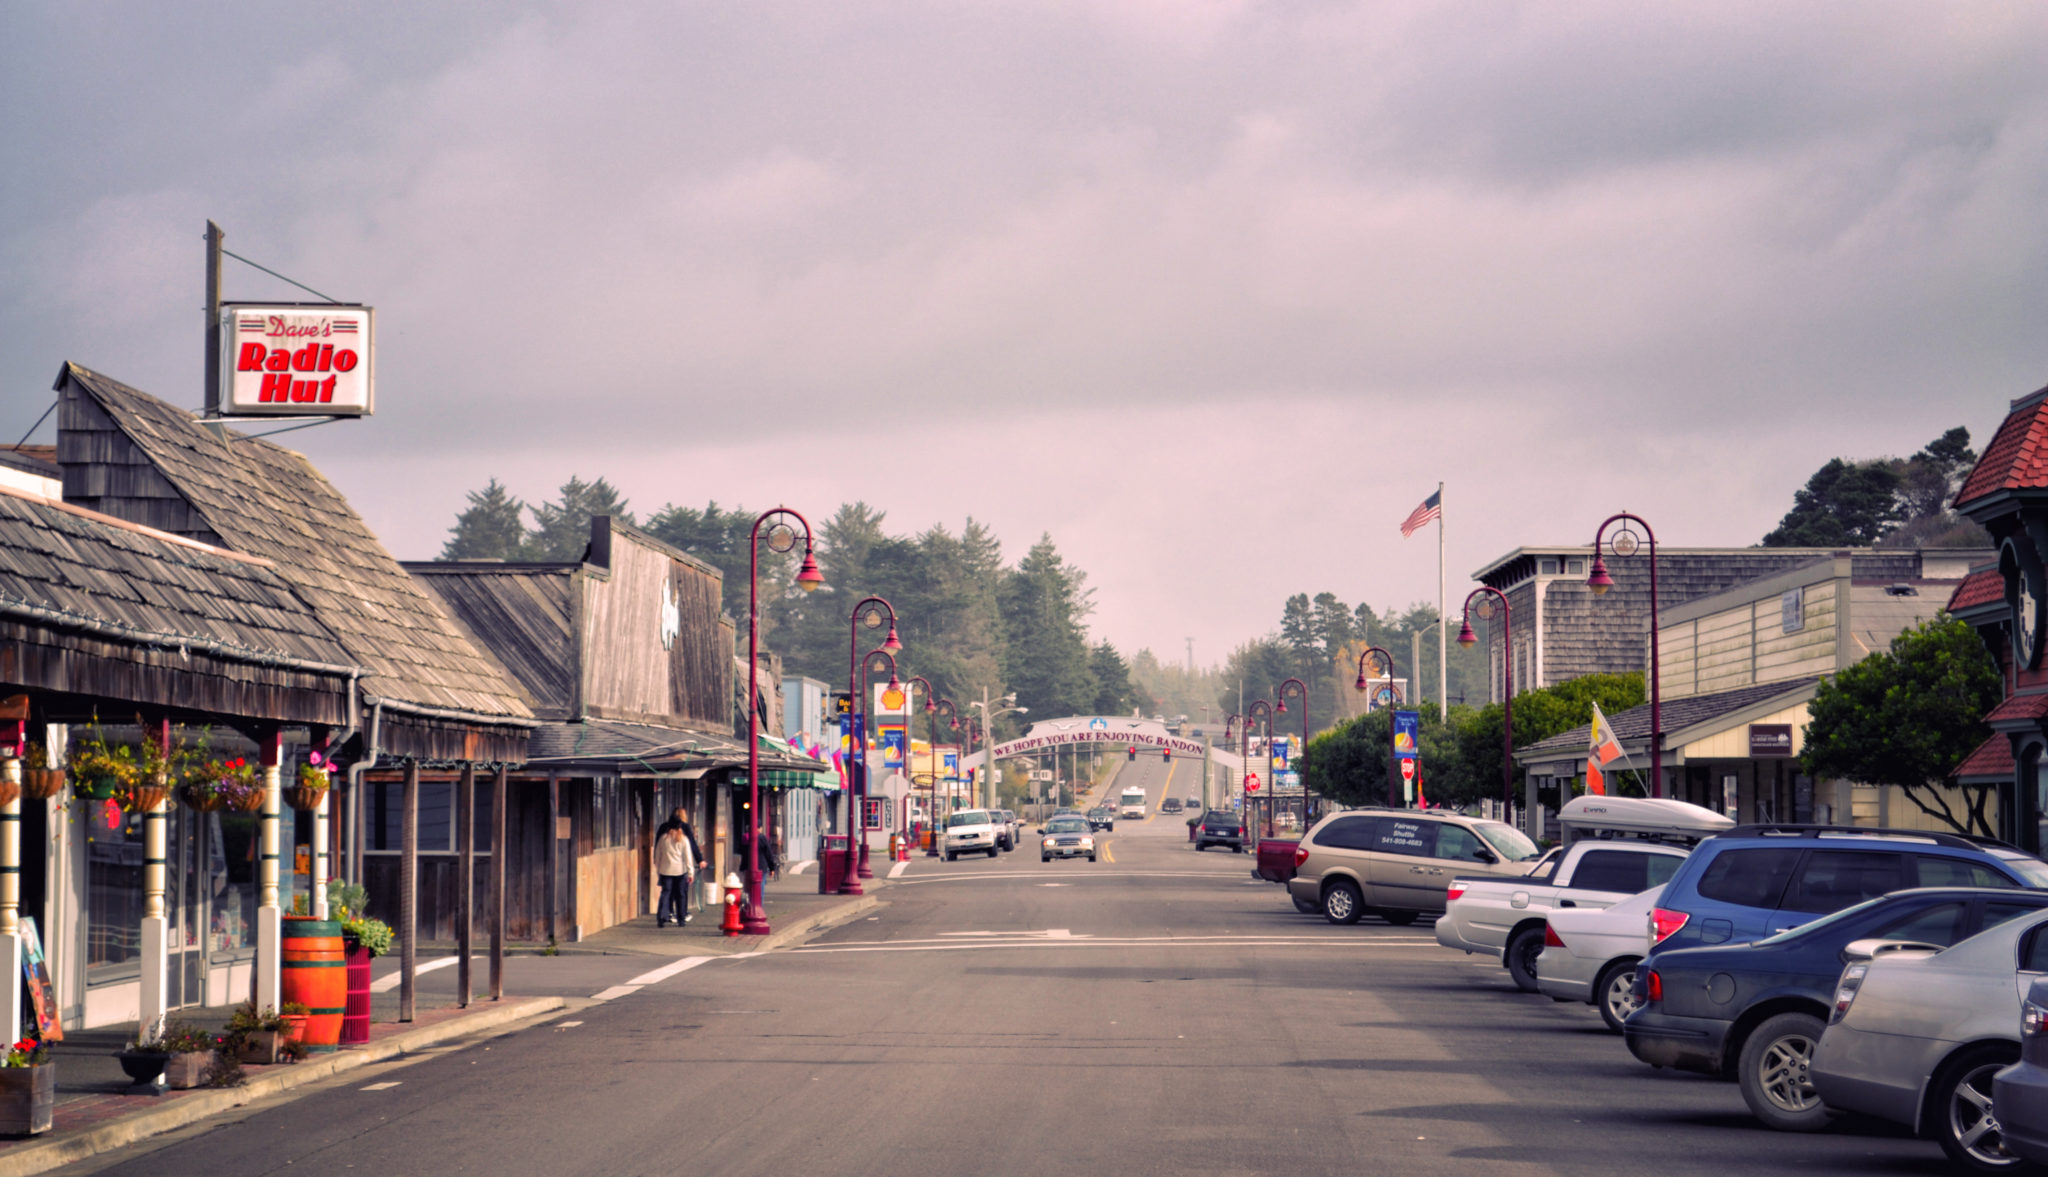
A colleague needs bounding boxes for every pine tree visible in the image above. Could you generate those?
[527,476,635,562]
[440,479,527,560]
[1089,642,1138,716]
[1000,535,1098,718]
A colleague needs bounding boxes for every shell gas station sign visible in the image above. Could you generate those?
[218,304,375,416]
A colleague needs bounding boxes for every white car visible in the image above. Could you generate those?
[1536,885,1664,1032]
[943,809,1002,860]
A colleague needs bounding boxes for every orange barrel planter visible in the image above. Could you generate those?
[341,944,373,1045]
[281,917,347,1052]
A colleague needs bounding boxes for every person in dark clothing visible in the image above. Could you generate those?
[657,807,707,918]
[740,826,781,881]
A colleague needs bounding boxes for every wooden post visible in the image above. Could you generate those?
[456,762,473,1008]
[0,721,23,1045]
[544,770,559,946]
[203,221,223,418]
[490,763,506,1001]
[139,717,171,1039]
[399,758,418,1023]
[256,729,283,1012]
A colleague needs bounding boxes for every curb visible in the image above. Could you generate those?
[0,996,567,1177]
[752,892,885,951]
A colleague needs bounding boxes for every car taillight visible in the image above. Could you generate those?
[1831,963,1868,1025]
[2024,998,2046,1038]
[1543,922,1565,949]
[1650,907,1689,945]
[1644,969,1662,1002]
[1294,847,1310,867]
[1446,883,1466,903]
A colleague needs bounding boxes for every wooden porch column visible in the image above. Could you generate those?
[456,762,473,1008]
[399,758,418,1022]
[490,763,506,1000]
[255,730,284,1012]
[311,734,331,919]
[544,770,559,946]
[139,718,171,1038]
[0,728,22,1045]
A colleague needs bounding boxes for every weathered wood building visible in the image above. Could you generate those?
[405,517,830,942]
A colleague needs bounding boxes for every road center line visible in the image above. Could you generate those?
[793,937,1441,955]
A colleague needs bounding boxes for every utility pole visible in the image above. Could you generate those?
[1185,637,1193,675]
[203,221,224,418]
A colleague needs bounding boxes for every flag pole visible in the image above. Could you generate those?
[1437,481,1446,719]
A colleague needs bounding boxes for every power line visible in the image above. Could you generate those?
[220,248,343,304]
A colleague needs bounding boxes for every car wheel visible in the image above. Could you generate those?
[1233,844,1245,853]
[1737,1011,1833,1132]
[1042,855,1051,863]
[988,848,999,858]
[945,851,955,862]
[1595,959,1642,1033]
[1504,927,1544,993]
[1292,894,1319,915]
[1194,843,1205,852]
[1322,879,1363,925]
[1089,853,1097,862]
[1380,910,1419,927]
[1931,1047,2025,1171]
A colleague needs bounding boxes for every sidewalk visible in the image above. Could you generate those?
[572,857,890,956]
[0,993,565,1177]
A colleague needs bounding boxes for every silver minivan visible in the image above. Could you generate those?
[1287,808,1545,925]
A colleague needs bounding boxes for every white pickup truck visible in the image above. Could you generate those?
[1434,796,1733,992]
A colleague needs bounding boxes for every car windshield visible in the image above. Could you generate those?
[1751,894,1891,945]
[1994,851,2048,889]
[1046,818,1088,833]
[1475,822,1543,862]
[948,811,991,828]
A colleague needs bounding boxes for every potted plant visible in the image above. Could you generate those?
[68,727,140,802]
[18,742,63,801]
[285,750,332,811]
[277,1002,311,1055]
[180,755,256,813]
[328,880,390,1046]
[121,1020,218,1090]
[0,1036,52,1135]
[225,1001,283,1065]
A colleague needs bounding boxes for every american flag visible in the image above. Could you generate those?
[1399,489,1441,537]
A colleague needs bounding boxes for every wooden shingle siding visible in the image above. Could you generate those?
[407,567,574,719]
[576,524,728,729]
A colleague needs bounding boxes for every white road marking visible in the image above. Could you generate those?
[887,860,911,879]
[360,1082,402,1091]
[793,936,1440,955]
[589,985,642,1002]
[890,871,1244,886]
[626,955,713,986]
[554,1021,584,1028]
[369,956,458,993]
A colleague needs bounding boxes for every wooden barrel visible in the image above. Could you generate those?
[281,917,347,1052]
[341,946,373,1045]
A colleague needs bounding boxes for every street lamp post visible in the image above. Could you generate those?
[1588,513,1663,798]
[1246,699,1274,837]
[1456,587,1514,817]
[1222,714,1242,811]
[846,598,902,889]
[966,691,1027,813]
[742,509,825,934]
[1275,677,1310,827]
[1352,647,1398,806]
[856,647,901,883]
[907,677,954,858]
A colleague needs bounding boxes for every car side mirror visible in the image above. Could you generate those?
[1474,848,1498,864]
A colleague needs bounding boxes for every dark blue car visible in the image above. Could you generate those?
[1626,886,2048,1131]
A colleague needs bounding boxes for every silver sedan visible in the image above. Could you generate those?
[1993,973,2048,1167]
[1813,906,2048,1172]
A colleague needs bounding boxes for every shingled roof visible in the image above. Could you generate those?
[1956,385,2048,510]
[54,363,531,756]
[0,480,352,725]
[1517,678,1819,760]
[1948,568,2005,614]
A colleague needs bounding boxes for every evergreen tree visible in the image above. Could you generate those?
[644,500,761,620]
[527,476,635,561]
[440,478,527,560]
[1089,642,1138,716]
[1000,535,1098,718]
[1280,594,1317,676]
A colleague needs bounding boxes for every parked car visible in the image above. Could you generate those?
[1640,825,2048,964]
[1812,906,2048,1171]
[1085,806,1115,832]
[1626,888,2048,1132]
[1288,808,1544,926]
[943,809,1002,860]
[1040,815,1098,862]
[1195,811,1246,853]
[1438,795,1725,991]
[1536,885,1667,1032]
[1993,973,2048,1167]
[996,809,1020,851]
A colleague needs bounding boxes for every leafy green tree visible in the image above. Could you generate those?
[527,476,635,561]
[1801,615,2002,835]
[440,478,527,560]
[1762,458,1903,547]
[1889,428,1991,548]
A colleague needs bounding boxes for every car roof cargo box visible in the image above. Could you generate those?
[1558,796,1734,843]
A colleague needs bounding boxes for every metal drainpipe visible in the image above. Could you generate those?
[345,700,382,887]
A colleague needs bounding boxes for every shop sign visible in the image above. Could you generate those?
[1748,724,1794,758]
[220,304,375,416]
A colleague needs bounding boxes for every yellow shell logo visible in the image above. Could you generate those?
[882,687,906,711]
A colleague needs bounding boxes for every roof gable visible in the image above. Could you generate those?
[54,363,530,725]
[1955,385,2048,511]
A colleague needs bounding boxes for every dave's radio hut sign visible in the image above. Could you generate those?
[218,304,375,416]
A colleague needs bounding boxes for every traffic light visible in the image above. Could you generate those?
[1127,746,1137,761]
[1162,747,1172,762]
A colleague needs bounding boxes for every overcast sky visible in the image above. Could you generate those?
[2,2,2037,668]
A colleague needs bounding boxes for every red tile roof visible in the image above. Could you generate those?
[1948,568,2005,612]
[1952,734,2013,781]
[1986,692,2048,723]
[1956,387,2048,508]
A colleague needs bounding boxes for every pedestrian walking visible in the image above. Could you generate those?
[656,806,706,925]
[742,826,782,882]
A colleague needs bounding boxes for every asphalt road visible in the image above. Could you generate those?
[66,832,1946,1177]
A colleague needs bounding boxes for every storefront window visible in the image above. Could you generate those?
[211,811,258,956]
[367,779,495,852]
[84,804,144,980]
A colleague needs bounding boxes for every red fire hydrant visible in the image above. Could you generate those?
[720,872,744,937]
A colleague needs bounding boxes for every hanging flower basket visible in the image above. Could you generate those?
[19,770,63,802]
[288,752,334,812]
[284,785,328,812]
[72,777,123,803]
[177,784,224,813]
[231,784,267,814]
[117,784,171,814]
[0,779,17,810]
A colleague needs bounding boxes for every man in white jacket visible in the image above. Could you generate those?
[654,817,698,927]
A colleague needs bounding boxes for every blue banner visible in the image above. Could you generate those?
[881,725,907,768]
[1392,711,1421,760]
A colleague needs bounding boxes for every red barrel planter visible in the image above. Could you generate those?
[281,917,347,1052]
[341,944,373,1045]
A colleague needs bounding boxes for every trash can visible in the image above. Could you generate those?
[820,835,850,894]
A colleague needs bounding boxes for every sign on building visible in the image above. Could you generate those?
[220,304,375,416]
